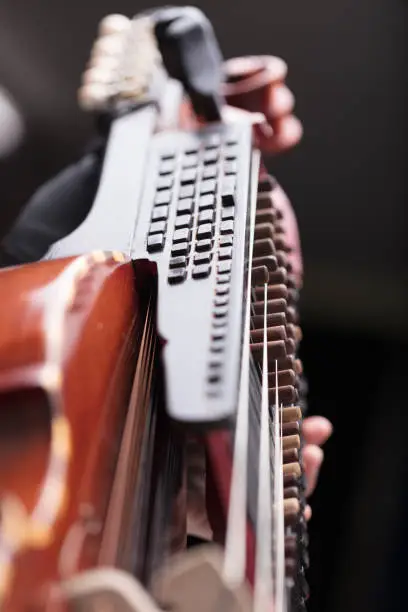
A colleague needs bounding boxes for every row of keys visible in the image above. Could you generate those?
[206,228,235,393]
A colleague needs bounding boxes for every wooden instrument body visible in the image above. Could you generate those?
[0,252,146,610]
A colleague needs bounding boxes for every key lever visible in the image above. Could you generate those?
[146,6,224,122]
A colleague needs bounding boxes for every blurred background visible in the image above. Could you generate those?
[0,0,407,610]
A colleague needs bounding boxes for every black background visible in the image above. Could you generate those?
[0,1,407,610]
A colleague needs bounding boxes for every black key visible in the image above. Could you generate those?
[225,137,238,146]
[173,228,190,243]
[220,220,234,234]
[157,175,173,190]
[212,329,225,341]
[200,179,216,195]
[194,252,211,265]
[215,295,229,307]
[196,239,212,252]
[183,153,199,168]
[197,224,213,240]
[219,235,233,247]
[185,147,198,155]
[199,209,214,224]
[152,206,168,221]
[203,165,217,180]
[147,234,165,253]
[219,246,233,260]
[217,274,231,284]
[179,184,195,199]
[175,214,192,229]
[177,199,194,215]
[218,260,232,274]
[199,194,216,210]
[225,146,239,160]
[208,372,221,384]
[192,264,211,279]
[160,160,175,174]
[204,149,218,164]
[169,256,187,268]
[210,340,225,352]
[168,268,187,284]
[180,168,197,184]
[222,193,235,208]
[172,242,189,256]
[149,220,166,234]
[214,306,229,318]
[222,207,235,221]
[155,190,172,206]
[216,285,229,295]
[161,151,175,161]
[224,161,238,174]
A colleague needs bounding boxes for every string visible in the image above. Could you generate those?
[223,158,258,586]
[253,283,273,612]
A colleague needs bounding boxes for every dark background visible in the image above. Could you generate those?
[0,1,407,610]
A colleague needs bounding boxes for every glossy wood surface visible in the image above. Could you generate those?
[0,252,142,611]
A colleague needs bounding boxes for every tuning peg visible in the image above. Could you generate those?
[282,421,300,436]
[250,325,287,343]
[254,283,288,300]
[268,385,298,404]
[253,298,286,315]
[282,436,301,451]
[284,498,301,526]
[253,237,276,257]
[82,67,115,86]
[252,255,278,272]
[77,83,109,111]
[254,223,274,241]
[251,265,269,286]
[98,14,131,36]
[256,208,277,224]
[268,369,296,387]
[281,406,302,422]
[283,448,299,464]
[91,34,127,59]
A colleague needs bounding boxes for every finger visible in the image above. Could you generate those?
[223,55,288,88]
[303,444,324,497]
[257,115,303,154]
[302,416,333,446]
[304,504,312,522]
[267,84,295,120]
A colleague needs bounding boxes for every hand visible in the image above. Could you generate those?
[222,56,303,154]
[302,416,333,520]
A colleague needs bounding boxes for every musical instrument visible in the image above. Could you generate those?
[0,7,310,612]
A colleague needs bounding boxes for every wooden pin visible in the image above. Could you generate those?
[251,312,287,329]
[268,385,298,405]
[256,209,277,224]
[283,462,302,477]
[254,223,274,241]
[253,238,276,257]
[268,369,296,387]
[268,268,288,284]
[252,255,278,272]
[253,298,286,315]
[254,284,288,301]
[282,436,301,451]
[283,448,299,464]
[251,265,269,286]
[280,406,302,423]
[284,486,300,500]
[284,498,301,526]
[251,325,287,343]
[282,422,300,436]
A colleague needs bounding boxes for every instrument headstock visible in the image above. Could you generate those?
[78,7,224,123]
